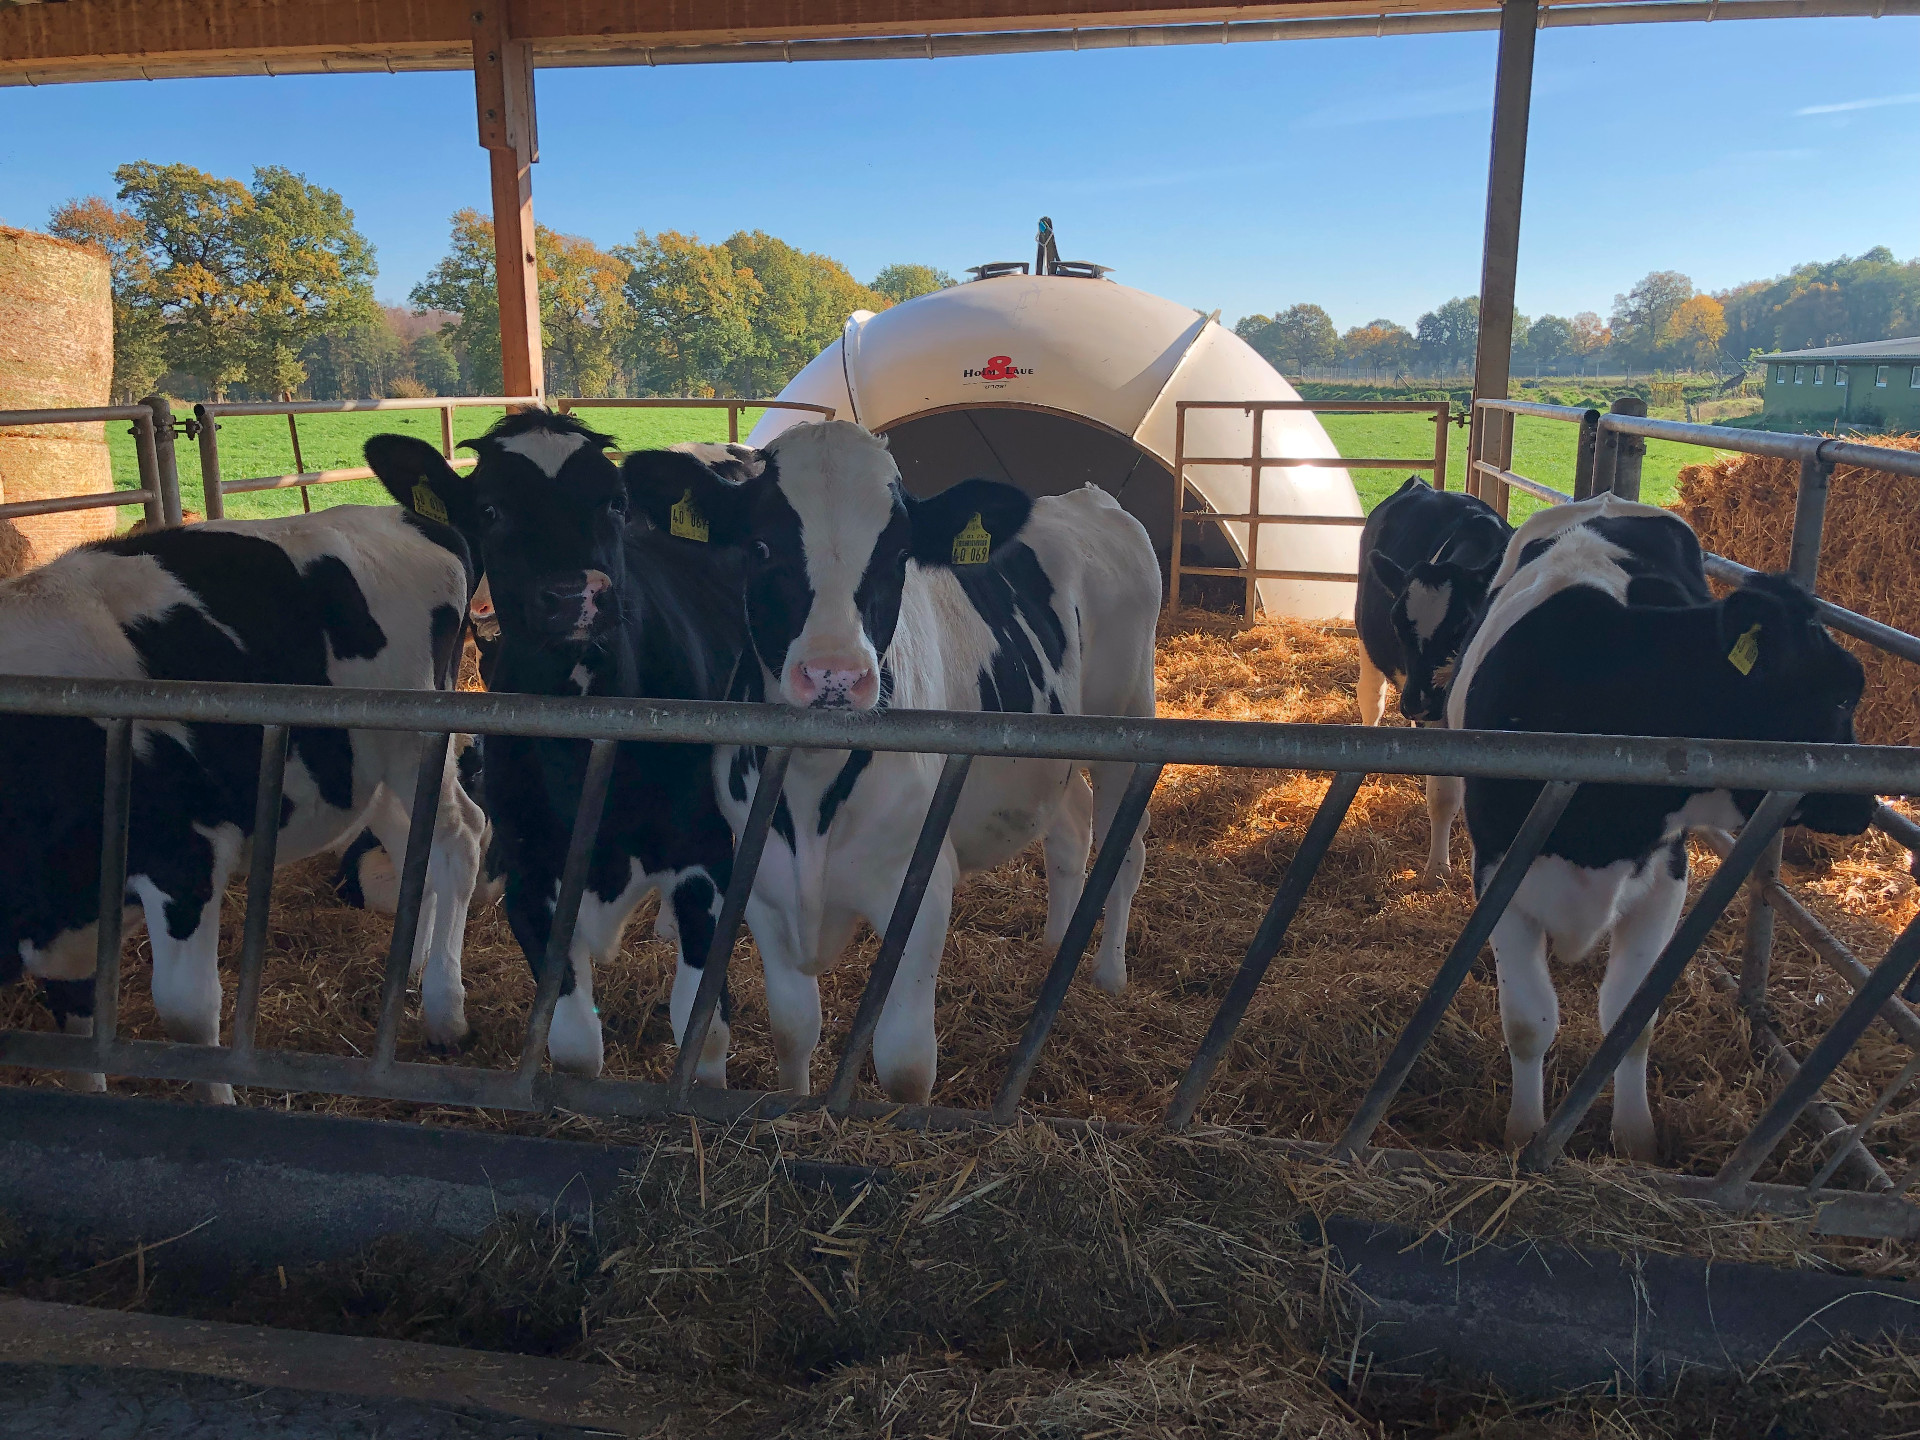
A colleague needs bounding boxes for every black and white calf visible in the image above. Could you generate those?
[0,509,486,1100]
[367,414,747,1078]
[627,420,1161,1103]
[1356,475,1511,886]
[1450,495,1873,1158]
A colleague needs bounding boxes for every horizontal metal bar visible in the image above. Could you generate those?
[555,398,834,414]
[0,674,1912,795]
[1601,412,1920,480]
[0,406,157,426]
[1176,566,1363,582]
[1474,399,1598,422]
[0,488,158,519]
[1876,803,1920,858]
[1471,460,1575,505]
[219,458,477,496]
[1176,512,1369,526]
[196,396,539,418]
[1175,400,1450,413]
[1702,552,1920,666]
[1180,455,1433,469]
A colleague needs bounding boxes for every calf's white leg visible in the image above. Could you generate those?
[1597,844,1688,1163]
[1357,649,1389,728]
[1086,759,1150,995]
[133,851,237,1106]
[1493,904,1555,1148]
[870,852,956,1105]
[666,872,731,1089]
[1421,775,1463,888]
[1041,768,1094,949]
[759,935,824,1097]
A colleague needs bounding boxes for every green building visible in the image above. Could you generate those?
[1758,338,1920,433]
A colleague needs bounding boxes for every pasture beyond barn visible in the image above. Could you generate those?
[3,610,1914,1188]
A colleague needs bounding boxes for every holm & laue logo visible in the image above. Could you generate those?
[962,354,1034,383]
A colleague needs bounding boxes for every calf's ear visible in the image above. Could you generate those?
[1716,584,1792,680]
[906,478,1032,568]
[1446,510,1510,574]
[1369,551,1408,592]
[366,435,479,539]
[621,449,755,546]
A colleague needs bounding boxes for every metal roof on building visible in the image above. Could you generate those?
[1759,338,1920,363]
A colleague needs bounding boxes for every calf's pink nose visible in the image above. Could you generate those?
[794,660,872,704]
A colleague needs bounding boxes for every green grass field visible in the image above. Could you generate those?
[104,406,768,524]
[1318,411,1708,519]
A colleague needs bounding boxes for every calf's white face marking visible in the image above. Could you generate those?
[498,428,591,478]
[1403,577,1452,644]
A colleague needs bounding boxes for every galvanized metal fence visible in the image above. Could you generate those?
[1467,395,1920,1197]
[1168,399,1449,617]
[5,394,1920,1238]
[0,396,183,531]
[192,395,836,518]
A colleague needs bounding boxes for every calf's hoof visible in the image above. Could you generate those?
[422,1026,480,1057]
[1612,1120,1659,1165]
[61,1070,107,1095]
[1504,1113,1543,1150]
[1412,866,1451,891]
[1090,958,1127,997]
[194,1082,237,1106]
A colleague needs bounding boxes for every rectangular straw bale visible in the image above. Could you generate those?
[1676,434,1920,748]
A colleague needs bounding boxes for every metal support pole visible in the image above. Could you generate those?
[473,4,544,405]
[1521,790,1803,1171]
[1245,406,1264,619]
[439,404,456,459]
[1789,455,1833,584]
[1168,406,1188,610]
[1166,771,1365,1130]
[1335,779,1578,1158]
[1467,0,1539,466]
[1804,1048,1918,1194]
[129,412,164,530]
[992,762,1162,1124]
[91,718,135,1059]
[194,405,224,520]
[371,732,453,1070]
[824,752,973,1113]
[1432,403,1451,492]
[1713,910,1920,1194]
[669,747,794,1106]
[1600,398,1647,501]
[1571,407,1602,500]
[141,394,183,528]
[231,725,290,1056]
[728,404,741,445]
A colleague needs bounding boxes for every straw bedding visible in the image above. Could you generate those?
[2,608,1916,1192]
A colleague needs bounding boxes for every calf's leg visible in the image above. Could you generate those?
[1086,759,1150,995]
[1420,775,1463,888]
[667,869,730,1089]
[1598,842,1688,1163]
[132,844,238,1105]
[870,852,957,1105]
[1493,906,1555,1148]
[1041,768,1094,950]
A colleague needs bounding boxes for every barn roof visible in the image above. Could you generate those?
[1759,338,1920,364]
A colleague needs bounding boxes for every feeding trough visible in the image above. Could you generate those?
[747,226,1364,620]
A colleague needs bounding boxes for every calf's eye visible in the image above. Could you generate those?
[752,541,772,562]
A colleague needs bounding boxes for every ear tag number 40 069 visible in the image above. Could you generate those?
[412,481,449,525]
[670,489,709,543]
[952,512,991,566]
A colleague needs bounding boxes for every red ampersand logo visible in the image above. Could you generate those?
[981,355,1015,380]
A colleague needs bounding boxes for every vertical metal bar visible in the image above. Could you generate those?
[992,762,1162,1124]
[669,746,794,1106]
[1714,910,1920,1193]
[1521,789,1803,1171]
[1245,406,1264,619]
[1604,397,1647,501]
[823,752,974,1114]
[287,414,307,477]
[1166,771,1365,1130]
[1432,403,1451,493]
[1168,405,1187,611]
[130,412,164,530]
[1571,408,1602,500]
[1804,1048,1920,1194]
[371,731,453,1070]
[1495,408,1516,521]
[1789,455,1833,586]
[516,737,623,1090]
[143,395,183,528]
[1465,402,1484,501]
[230,725,290,1057]
[1335,779,1578,1158]
[728,404,741,445]
[440,403,456,459]
[194,405,225,520]
[1468,0,1538,439]
[91,718,135,1059]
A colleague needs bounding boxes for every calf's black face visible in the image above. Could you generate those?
[626,421,1031,710]
[1369,508,1508,722]
[367,412,627,651]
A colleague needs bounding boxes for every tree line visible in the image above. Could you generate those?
[1237,248,1920,380]
[50,161,953,403]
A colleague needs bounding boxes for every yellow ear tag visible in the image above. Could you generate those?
[951,512,991,566]
[411,481,449,525]
[669,488,709,543]
[1727,623,1762,676]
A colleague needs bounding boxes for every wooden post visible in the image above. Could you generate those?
[472,5,542,405]
[1467,0,1538,475]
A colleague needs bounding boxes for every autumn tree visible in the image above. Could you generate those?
[870,263,954,304]
[1667,294,1728,371]
[721,231,889,395]
[1610,271,1694,368]
[410,209,503,394]
[46,195,166,401]
[541,230,629,397]
[618,230,761,396]
[1340,319,1414,376]
[1415,297,1478,373]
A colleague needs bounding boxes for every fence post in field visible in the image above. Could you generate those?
[1572,407,1602,499]
[194,405,225,520]
[141,394,184,527]
[1602,396,1647,502]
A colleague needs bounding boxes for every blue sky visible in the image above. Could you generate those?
[1,17,1914,332]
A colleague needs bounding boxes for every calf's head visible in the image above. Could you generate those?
[1720,573,1873,835]
[367,411,628,650]
[1370,507,1509,721]
[625,420,1029,710]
